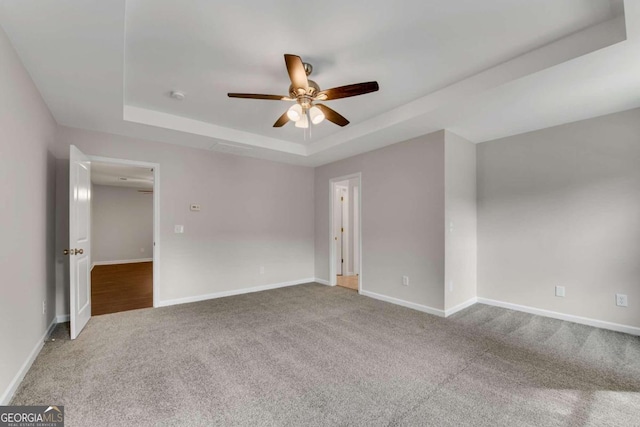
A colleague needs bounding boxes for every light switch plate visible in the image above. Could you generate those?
[555,286,565,297]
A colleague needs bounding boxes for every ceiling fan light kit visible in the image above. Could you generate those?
[294,113,309,128]
[287,103,303,121]
[309,106,324,124]
[228,54,379,131]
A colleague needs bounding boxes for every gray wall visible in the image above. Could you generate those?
[315,131,446,310]
[92,185,153,263]
[53,126,315,312]
[0,25,57,403]
[444,131,477,310]
[477,108,640,328]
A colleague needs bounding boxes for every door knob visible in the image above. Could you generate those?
[64,249,83,255]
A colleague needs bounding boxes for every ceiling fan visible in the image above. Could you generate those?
[228,54,379,129]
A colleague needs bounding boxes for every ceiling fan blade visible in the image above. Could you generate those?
[228,93,291,101]
[284,54,309,93]
[315,104,350,127]
[316,81,379,101]
[273,111,290,127]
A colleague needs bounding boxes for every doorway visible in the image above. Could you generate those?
[330,173,362,292]
[90,161,155,315]
[68,146,160,339]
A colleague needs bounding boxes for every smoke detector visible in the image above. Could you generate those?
[170,90,186,101]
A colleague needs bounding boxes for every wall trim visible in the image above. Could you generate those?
[478,297,640,336]
[157,278,316,308]
[1,317,57,405]
[444,297,478,317]
[91,258,153,270]
[56,314,70,323]
[360,290,445,317]
[314,278,331,286]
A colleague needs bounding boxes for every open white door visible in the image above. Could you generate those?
[353,186,360,275]
[334,187,343,275]
[341,187,349,274]
[69,145,91,339]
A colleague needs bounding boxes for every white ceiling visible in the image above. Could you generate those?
[1,0,639,166]
[92,162,154,189]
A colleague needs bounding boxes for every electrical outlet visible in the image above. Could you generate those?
[616,294,628,307]
[190,204,201,212]
[555,286,565,297]
[260,266,265,274]
[42,300,46,315]
[174,225,184,234]
[402,276,409,286]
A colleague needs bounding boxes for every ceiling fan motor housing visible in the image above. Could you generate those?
[289,80,321,102]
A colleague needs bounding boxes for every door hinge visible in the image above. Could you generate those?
[341,196,344,201]
[341,227,344,233]
[341,259,344,263]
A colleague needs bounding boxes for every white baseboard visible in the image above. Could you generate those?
[314,278,331,286]
[1,317,57,405]
[444,297,478,317]
[56,314,70,323]
[157,278,316,308]
[478,297,640,336]
[91,258,152,270]
[360,290,445,317]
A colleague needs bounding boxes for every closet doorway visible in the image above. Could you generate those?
[330,173,361,292]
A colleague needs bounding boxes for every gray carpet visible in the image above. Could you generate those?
[11,283,640,426]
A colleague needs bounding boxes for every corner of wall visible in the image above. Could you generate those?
[444,131,478,311]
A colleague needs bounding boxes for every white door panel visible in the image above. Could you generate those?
[334,187,342,275]
[69,145,91,339]
[353,186,359,275]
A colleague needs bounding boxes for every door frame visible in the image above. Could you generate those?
[334,184,348,276]
[353,185,359,275]
[329,173,362,293]
[88,155,161,308]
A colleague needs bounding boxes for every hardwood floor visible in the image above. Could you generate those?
[336,275,358,291]
[91,262,153,316]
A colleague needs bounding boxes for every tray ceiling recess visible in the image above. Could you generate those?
[0,0,636,166]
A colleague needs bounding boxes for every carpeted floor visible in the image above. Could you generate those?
[11,283,640,426]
